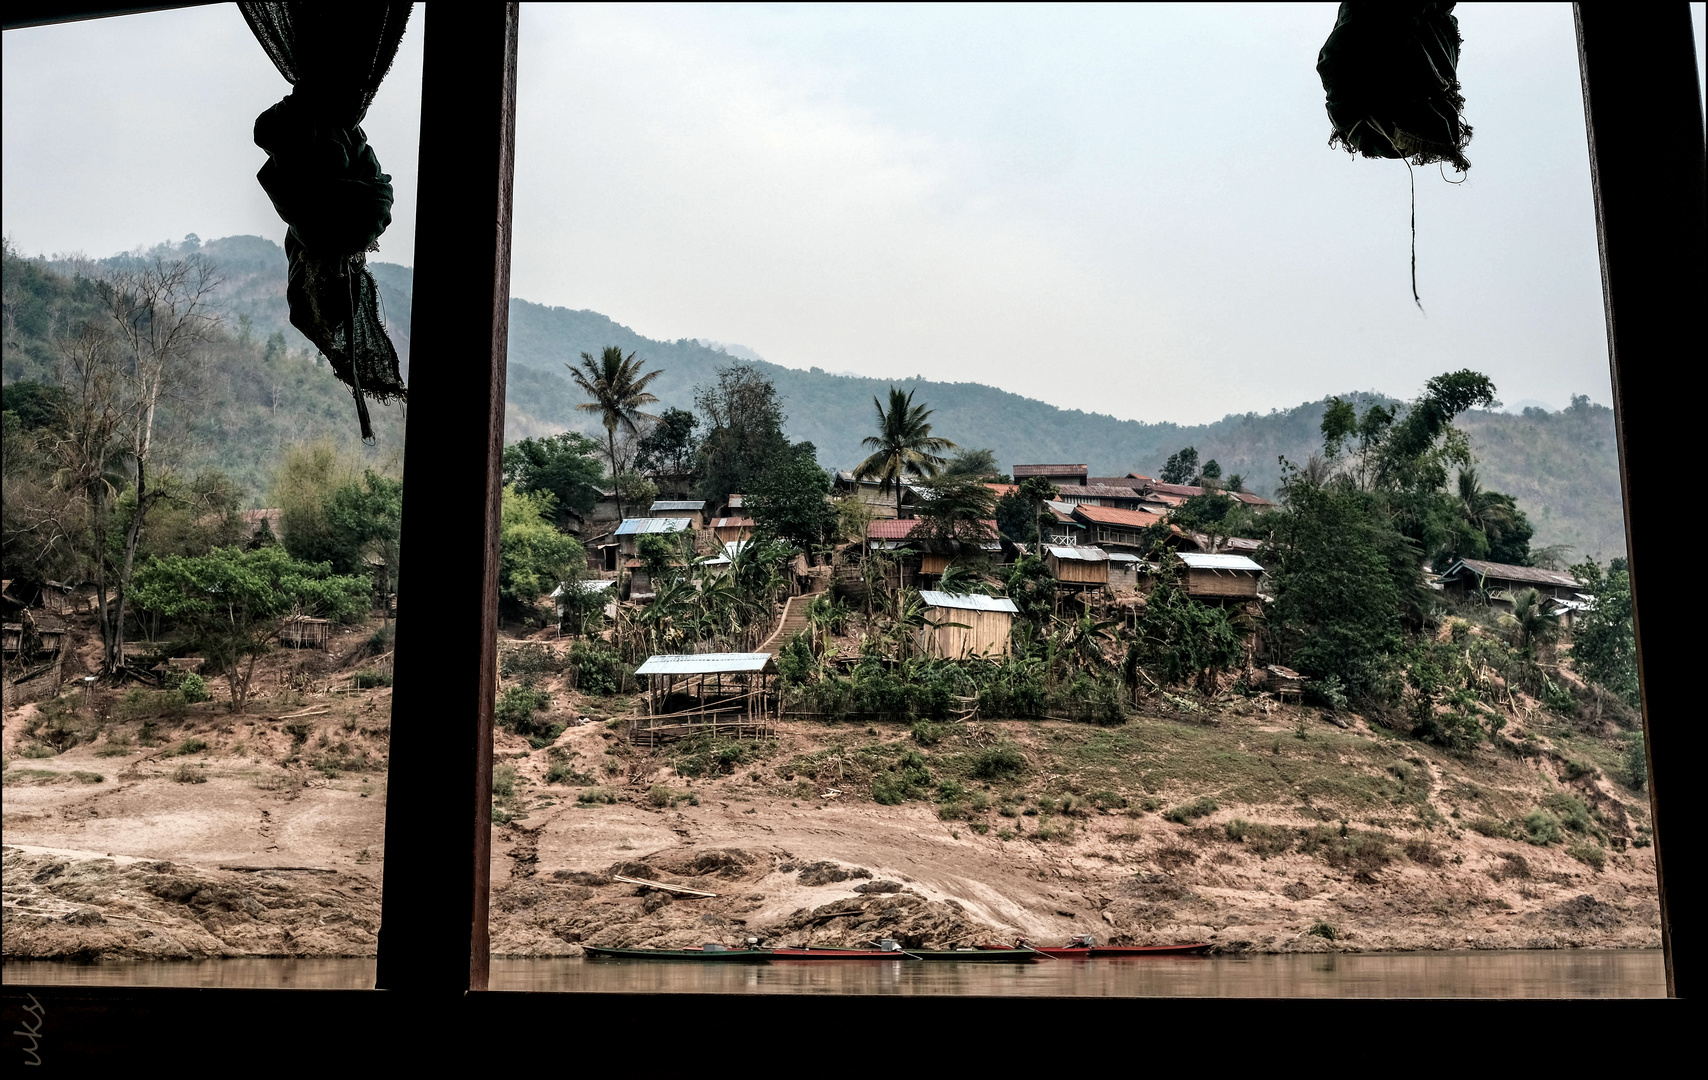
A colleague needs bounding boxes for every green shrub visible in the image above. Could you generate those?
[649,783,689,808]
[1088,790,1128,811]
[911,720,947,747]
[1306,919,1338,941]
[494,685,563,749]
[544,750,595,786]
[96,731,133,758]
[873,751,933,805]
[500,643,562,678]
[492,764,517,799]
[998,803,1019,818]
[1567,842,1606,871]
[172,762,207,784]
[673,735,755,778]
[1163,797,1218,825]
[163,737,208,758]
[1523,809,1562,846]
[577,786,618,805]
[1467,816,1510,839]
[177,673,210,704]
[353,670,393,689]
[972,744,1026,780]
[568,640,622,696]
[1541,793,1597,837]
[1624,733,1647,791]
[22,742,55,759]
[1223,818,1294,857]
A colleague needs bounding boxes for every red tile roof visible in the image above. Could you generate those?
[867,518,998,540]
[1071,504,1167,529]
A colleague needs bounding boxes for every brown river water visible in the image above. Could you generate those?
[2,950,1665,997]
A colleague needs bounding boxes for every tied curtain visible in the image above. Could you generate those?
[239,2,414,441]
[1316,2,1472,173]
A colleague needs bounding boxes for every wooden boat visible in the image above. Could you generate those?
[582,944,768,961]
[765,947,908,961]
[1011,939,1211,958]
[767,945,1037,962]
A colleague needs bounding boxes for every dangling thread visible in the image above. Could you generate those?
[346,264,375,444]
[1406,156,1422,312]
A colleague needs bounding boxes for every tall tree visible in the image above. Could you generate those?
[98,256,221,674]
[692,363,792,503]
[634,406,700,490]
[749,443,836,550]
[502,431,605,523]
[853,387,957,518]
[568,345,661,519]
[1160,446,1199,485]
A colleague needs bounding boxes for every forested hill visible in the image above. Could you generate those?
[2,236,1626,561]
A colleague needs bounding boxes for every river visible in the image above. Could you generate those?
[2,950,1665,996]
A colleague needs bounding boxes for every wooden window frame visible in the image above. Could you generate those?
[2,4,1697,1060]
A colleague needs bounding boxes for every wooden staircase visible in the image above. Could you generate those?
[758,584,825,657]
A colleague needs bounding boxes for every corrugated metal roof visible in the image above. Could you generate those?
[1045,545,1108,561]
[1442,559,1578,588]
[919,590,1020,613]
[549,579,616,597]
[1178,553,1264,571]
[614,517,691,536]
[1107,552,1142,563]
[650,500,706,512]
[635,652,774,675]
[726,494,745,508]
[1013,464,1087,478]
[710,517,755,528]
[1056,483,1147,500]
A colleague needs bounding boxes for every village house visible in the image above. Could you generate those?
[865,517,1002,579]
[1070,503,1167,552]
[1042,500,1089,546]
[1051,482,1150,511]
[1176,552,1264,602]
[833,470,924,518]
[613,516,691,557]
[709,516,756,544]
[1107,552,1144,590]
[917,590,1019,658]
[1437,558,1582,609]
[1013,463,1088,487]
[648,499,708,527]
[1044,544,1110,589]
[550,579,616,626]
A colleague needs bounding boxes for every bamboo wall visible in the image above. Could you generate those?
[1048,555,1108,584]
[921,608,1012,658]
[1185,569,1259,598]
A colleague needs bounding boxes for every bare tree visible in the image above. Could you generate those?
[76,257,221,674]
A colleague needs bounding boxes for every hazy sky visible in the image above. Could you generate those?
[5,4,1704,424]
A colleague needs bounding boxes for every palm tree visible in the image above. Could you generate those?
[853,387,957,518]
[1499,587,1558,656]
[1455,469,1515,557]
[567,346,662,520]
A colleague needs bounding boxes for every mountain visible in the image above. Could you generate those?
[4,236,1627,562]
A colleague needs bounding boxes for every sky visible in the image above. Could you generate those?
[4,3,1704,425]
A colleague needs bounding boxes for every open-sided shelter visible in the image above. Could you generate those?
[917,590,1019,658]
[632,652,778,744]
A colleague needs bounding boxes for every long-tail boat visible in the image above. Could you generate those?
[582,943,769,961]
[1012,936,1211,958]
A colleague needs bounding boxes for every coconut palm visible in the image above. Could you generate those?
[567,346,662,519]
[1455,469,1515,556]
[853,387,957,518]
[1499,587,1558,656]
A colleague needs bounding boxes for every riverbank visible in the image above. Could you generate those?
[3,661,1660,959]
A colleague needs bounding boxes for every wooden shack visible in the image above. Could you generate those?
[917,590,1018,658]
[280,616,332,649]
[710,516,756,544]
[1044,544,1110,587]
[1437,559,1580,608]
[1176,552,1263,600]
[614,516,691,557]
[649,499,708,526]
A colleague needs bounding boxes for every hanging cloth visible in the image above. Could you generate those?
[239,2,413,441]
[1317,3,1472,172]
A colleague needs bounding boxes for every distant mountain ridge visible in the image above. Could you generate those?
[16,235,1627,562]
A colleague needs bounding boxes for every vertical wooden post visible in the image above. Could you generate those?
[1575,3,1704,999]
[376,3,519,997]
